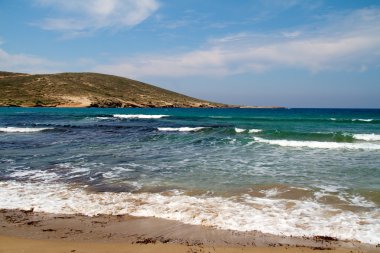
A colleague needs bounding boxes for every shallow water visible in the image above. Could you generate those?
[0,107,379,244]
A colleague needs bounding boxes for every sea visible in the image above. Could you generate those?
[0,107,379,244]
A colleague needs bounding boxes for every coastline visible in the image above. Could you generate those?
[0,209,378,253]
[0,105,285,108]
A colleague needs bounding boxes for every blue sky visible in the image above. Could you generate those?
[1,0,380,108]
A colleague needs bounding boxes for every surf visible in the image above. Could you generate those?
[253,137,380,150]
[157,127,207,132]
[0,127,53,133]
[113,114,169,119]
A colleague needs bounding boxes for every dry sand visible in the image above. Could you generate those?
[0,209,378,253]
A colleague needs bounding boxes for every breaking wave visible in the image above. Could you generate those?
[353,134,380,141]
[0,181,378,244]
[253,137,380,150]
[353,119,373,122]
[113,114,169,119]
[0,127,53,133]
[234,128,246,133]
[157,127,207,132]
[248,129,262,133]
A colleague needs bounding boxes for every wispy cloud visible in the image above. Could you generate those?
[34,0,160,37]
[281,31,301,38]
[0,48,63,73]
[95,8,380,78]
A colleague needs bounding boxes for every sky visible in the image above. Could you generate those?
[1,0,380,108]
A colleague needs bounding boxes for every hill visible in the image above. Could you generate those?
[0,72,229,108]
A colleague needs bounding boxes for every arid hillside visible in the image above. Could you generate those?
[0,71,229,108]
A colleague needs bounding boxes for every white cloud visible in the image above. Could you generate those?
[281,31,301,38]
[95,8,380,78]
[35,0,159,36]
[0,48,62,73]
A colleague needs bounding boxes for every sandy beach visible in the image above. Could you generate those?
[0,235,369,253]
[0,209,378,253]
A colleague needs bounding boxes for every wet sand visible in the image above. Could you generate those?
[0,209,378,253]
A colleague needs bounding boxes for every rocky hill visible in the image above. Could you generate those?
[0,71,229,108]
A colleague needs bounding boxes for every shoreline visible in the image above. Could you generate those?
[0,209,378,252]
[0,105,285,109]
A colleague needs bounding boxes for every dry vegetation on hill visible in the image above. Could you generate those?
[0,71,229,108]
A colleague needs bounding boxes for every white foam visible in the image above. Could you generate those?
[8,170,60,182]
[113,114,169,119]
[102,166,134,179]
[67,167,90,175]
[157,127,206,132]
[234,128,246,133]
[353,119,373,122]
[102,171,119,179]
[348,195,376,208]
[0,181,379,244]
[259,188,283,197]
[96,117,112,120]
[253,137,380,150]
[209,116,232,119]
[248,129,262,133]
[0,127,53,133]
[112,166,134,172]
[353,134,380,141]
[316,184,348,193]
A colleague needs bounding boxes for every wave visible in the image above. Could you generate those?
[328,118,373,122]
[223,117,380,124]
[353,119,373,122]
[332,118,378,123]
[96,116,112,120]
[0,127,53,133]
[353,134,380,141]
[253,130,352,143]
[248,129,262,133]
[8,170,60,182]
[235,128,263,133]
[234,128,246,133]
[263,130,380,143]
[157,127,207,132]
[102,166,135,179]
[0,181,378,244]
[113,114,169,119]
[253,137,380,150]
[209,116,232,119]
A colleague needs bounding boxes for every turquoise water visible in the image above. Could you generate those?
[0,108,379,243]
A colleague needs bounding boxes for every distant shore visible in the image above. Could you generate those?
[0,105,285,109]
[0,209,377,253]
